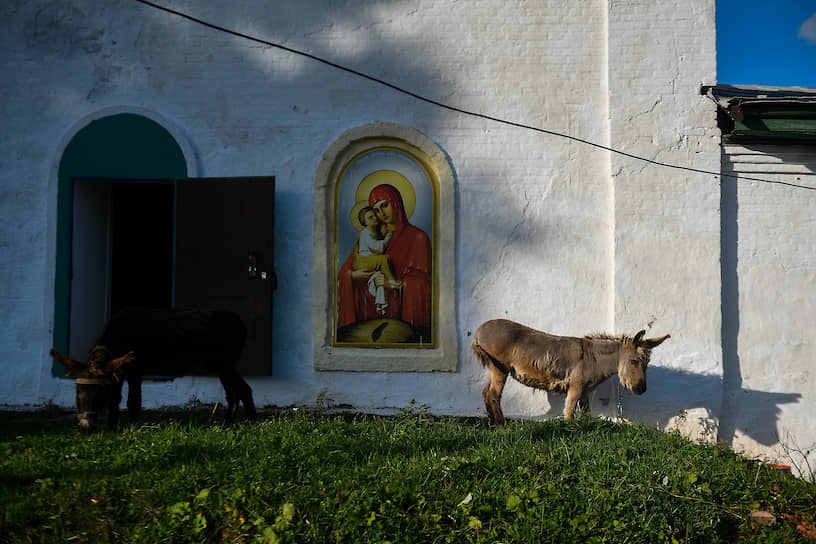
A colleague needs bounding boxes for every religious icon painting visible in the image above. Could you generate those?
[334,148,435,347]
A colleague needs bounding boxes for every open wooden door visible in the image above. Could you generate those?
[174,177,275,375]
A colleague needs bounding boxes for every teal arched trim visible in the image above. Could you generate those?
[53,113,189,375]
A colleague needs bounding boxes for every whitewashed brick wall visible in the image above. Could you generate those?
[607,0,721,439]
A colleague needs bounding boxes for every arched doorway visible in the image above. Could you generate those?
[54,113,188,370]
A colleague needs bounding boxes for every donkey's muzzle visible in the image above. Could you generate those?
[75,377,114,433]
[632,381,646,395]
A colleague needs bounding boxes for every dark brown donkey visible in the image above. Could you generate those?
[472,319,670,425]
[51,308,256,432]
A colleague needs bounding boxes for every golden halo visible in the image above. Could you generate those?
[355,170,416,220]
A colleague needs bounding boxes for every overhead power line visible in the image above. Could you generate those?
[134,0,814,191]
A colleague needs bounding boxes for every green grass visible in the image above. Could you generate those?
[1,406,814,543]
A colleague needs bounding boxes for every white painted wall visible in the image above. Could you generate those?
[607,0,723,442]
[721,144,816,475]
[5,0,808,469]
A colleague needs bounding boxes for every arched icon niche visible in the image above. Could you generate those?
[312,123,457,372]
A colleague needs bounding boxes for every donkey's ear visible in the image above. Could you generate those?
[642,334,670,348]
[105,351,135,376]
[49,349,86,375]
[633,330,647,343]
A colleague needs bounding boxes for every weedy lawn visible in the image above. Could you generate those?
[1,406,814,543]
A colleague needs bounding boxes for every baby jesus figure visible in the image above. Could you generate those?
[352,206,403,314]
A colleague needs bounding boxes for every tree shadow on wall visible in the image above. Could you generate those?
[540,366,800,447]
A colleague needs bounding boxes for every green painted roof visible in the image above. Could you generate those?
[703,84,816,143]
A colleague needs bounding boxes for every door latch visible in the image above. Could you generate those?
[248,251,258,278]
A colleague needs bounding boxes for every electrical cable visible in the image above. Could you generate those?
[134,0,815,191]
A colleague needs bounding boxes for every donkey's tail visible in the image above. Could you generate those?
[471,337,496,367]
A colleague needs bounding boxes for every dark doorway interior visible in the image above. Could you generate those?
[68,180,175,360]
[110,183,174,315]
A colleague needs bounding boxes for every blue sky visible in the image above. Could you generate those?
[717,0,816,87]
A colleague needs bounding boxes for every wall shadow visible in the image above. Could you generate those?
[656,366,800,445]
[537,367,801,446]
[719,155,741,446]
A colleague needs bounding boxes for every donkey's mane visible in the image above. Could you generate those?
[584,332,622,341]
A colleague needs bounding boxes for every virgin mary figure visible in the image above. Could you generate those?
[337,183,432,342]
